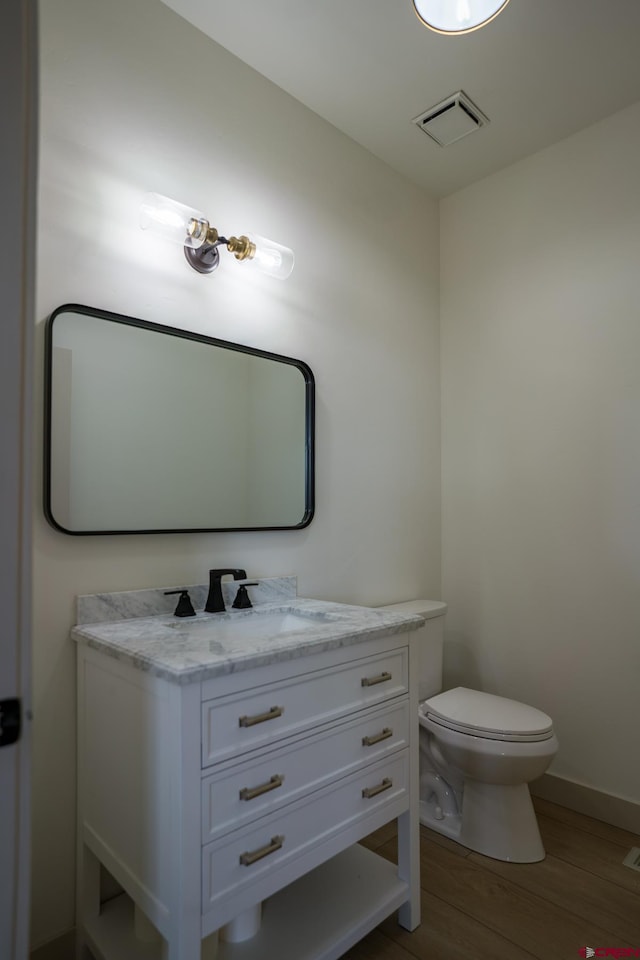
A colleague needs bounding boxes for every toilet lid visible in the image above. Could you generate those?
[422,687,554,742]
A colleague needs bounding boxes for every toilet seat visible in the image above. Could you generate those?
[421,687,554,743]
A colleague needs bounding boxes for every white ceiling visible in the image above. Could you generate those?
[159,0,640,198]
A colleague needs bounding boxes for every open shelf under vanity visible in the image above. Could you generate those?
[85,845,408,960]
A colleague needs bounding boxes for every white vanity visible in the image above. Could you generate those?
[73,579,422,960]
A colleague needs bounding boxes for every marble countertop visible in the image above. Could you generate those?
[72,594,424,685]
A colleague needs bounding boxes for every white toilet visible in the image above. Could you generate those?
[379,600,558,863]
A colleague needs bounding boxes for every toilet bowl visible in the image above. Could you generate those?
[378,600,558,863]
[420,687,557,862]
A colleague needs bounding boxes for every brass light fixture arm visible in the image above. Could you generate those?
[184,218,257,273]
[226,235,257,262]
[184,219,230,274]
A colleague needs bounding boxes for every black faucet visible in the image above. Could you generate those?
[205,569,247,613]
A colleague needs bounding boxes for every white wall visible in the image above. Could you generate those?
[441,102,640,806]
[33,0,440,947]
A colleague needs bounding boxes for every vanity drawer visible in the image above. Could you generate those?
[202,750,409,914]
[201,647,408,767]
[202,699,409,842]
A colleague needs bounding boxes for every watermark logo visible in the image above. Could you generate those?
[579,950,640,958]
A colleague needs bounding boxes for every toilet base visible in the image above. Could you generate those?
[420,781,545,863]
[419,798,462,840]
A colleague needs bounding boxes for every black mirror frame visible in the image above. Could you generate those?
[43,303,315,535]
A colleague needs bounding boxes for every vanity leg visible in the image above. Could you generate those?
[397,629,421,931]
[162,923,203,960]
[75,841,100,959]
[396,809,420,931]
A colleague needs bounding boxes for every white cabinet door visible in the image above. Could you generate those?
[0,2,36,958]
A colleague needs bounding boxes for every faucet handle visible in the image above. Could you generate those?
[232,582,259,609]
[164,589,196,618]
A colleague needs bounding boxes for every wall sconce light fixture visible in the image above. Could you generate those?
[413,0,511,35]
[140,193,295,280]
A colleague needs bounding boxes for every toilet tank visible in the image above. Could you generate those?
[377,599,447,701]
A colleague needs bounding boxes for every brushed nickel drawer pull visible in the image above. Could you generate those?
[239,705,284,728]
[239,774,285,802]
[239,835,284,867]
[362,777,393,799]
[362,727,393,747]
[361,671,392,688]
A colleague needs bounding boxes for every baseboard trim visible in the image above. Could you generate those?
[531,773,640,834]
[30,930,75,960]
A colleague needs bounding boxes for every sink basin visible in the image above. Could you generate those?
[167,607,340,644]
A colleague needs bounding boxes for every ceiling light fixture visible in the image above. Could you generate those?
[140,193,295,280]
[413,0,511,35]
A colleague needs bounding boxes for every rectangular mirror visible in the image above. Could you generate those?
[44,304,314,534]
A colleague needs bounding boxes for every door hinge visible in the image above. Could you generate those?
[0,698,21,746]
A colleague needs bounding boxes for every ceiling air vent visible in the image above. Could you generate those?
[412,91,488,147]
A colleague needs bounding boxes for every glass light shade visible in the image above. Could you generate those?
[140,193,208,249]
[413,0,511,34]
[244,234,295,280]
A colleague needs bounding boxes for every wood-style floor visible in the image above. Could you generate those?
[349,797,640,960]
